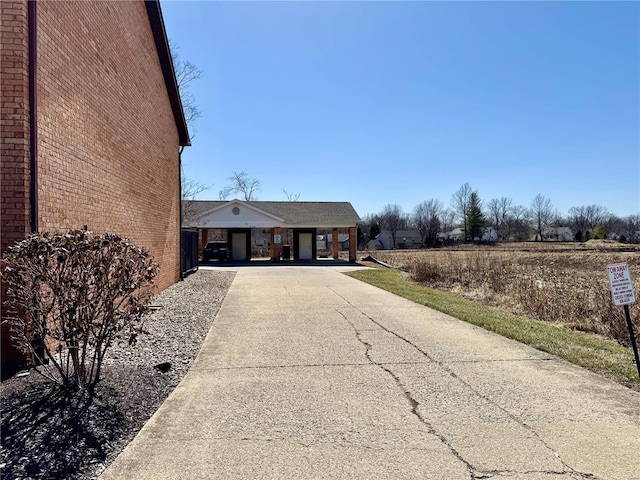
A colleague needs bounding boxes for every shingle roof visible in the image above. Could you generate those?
[188,200,361,226]
[188,201,223,218]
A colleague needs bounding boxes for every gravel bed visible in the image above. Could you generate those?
[1,269,235,480]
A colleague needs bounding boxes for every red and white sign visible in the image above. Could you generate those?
[606,263,636,306]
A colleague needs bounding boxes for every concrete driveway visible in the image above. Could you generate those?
[101,266,640,480]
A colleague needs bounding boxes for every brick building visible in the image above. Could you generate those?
[187,200,361,262]
[1,1,189,368]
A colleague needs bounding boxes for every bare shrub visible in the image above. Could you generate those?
[412,258,442,283]
[1,228,159,392]
[447,250,466,284]
[484,256,511,294]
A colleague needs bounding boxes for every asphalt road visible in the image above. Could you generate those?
[101,266,640,480]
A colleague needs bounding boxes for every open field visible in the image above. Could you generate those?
[364,240,640,347]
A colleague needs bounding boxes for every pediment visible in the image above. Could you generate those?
[193,200,285,228]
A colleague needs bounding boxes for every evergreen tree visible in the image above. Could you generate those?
[465,192,485,242]
[369,221,381,241]
[592,223,607,239]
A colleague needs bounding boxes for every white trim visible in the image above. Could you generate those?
[192,199,286,223]
[283,222,356,229]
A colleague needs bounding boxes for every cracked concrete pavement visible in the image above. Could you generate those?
[101,266,640,480]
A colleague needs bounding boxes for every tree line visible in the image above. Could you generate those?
[360,182,640,247]
[168,46,639,246]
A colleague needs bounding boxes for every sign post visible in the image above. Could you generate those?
[606,263,640,378]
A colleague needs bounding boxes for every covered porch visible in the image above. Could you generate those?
[187,200,361,263]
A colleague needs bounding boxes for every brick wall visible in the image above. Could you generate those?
[1,1,31,370]
[35,1,180,291]
[0,0,31,253]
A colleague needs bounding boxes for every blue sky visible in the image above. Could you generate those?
[161,0,639,219]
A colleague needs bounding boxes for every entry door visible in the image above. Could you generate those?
[298,233,313,260]
[232,232,247,261]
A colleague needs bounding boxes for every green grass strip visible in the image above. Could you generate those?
[347,268,639,384]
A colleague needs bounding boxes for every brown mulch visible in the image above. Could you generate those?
[1,270,235,480]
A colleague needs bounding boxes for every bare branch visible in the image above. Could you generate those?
[169,40,203,139]
[282,188,301,201]
[182,170,212,223]
[451,182,473,241]
[530,194,554,241]
[221,171,262,201]
[413,199,443,247]
[379,204,407,248]
[218,186,234,201]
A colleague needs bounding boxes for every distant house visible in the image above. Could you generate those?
[533,227,574,242]
[608,232,621,241]
[367,230,422,250]
[366,238,382,250]
[437,227,497,243]
[481,227,498,242]
[317,232,350,251]
[438,228,463,243]
[1,0,189,369]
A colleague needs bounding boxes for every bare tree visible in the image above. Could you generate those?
[568,204,610,240]
[360,213,382,247]
[584,204,610,232]
[170,40,203,131]
[218,186,233,201]
[219,171,262,201]
[379,204,405,248]
[622,214,640,243]
[605,214,625,240]
[282,188,301,201]
[504,204,531,241]
[413,199,443,247]
[440,208,457,242]
[170,40,209,219]
[530,194,554,241]
[413,201,429,247]
[550,210,565,228]
[567,205,589,240]
[486,197,513,241]
[451,183,473,242]
[181,171,211,224]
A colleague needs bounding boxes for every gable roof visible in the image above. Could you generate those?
[145,0,190,146]
[187,200,361,228]
[251,201,361,225]
[204,200,286,223]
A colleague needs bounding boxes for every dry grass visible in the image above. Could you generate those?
[368,241,640,346]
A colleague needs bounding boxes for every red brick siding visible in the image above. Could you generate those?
[0,1,31,368]
[0,0,31,253]
[36,1,180,291]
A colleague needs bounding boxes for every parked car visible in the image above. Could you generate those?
[202,241,229,262]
